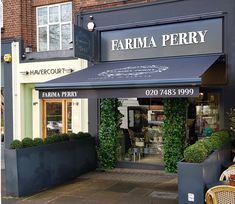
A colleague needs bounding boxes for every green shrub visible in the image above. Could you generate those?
[196,138,213,155]
[227,108,235,135]
[10,140,22,149]
[44,135,62,144]
[209,135,224,150]
[69,132,91,141]
[77,132,85,137]
[80,132,91,138]
[213,131,230,144]
[184,130,231,163]
[59,133,70,141]
[33,138,44,146]
[184,143,208,163]
[22,137,34,148]
[69,133,80,140]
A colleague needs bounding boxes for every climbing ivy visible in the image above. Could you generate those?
[97,98,122,169]
[163,98,188,173]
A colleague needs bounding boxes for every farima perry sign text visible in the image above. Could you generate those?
[111,30,208,51]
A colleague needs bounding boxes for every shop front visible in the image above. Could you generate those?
[10,42,89,141]
[36,0,235,168]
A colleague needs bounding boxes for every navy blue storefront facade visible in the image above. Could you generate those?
[37,0,235,138]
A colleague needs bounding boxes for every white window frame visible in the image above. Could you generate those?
[36,2,72,52]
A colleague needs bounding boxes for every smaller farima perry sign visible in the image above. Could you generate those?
[101,18,222,61]
[39,90,79,99]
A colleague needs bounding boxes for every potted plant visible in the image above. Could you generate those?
[178,131,232,204]
[5,133,97,197]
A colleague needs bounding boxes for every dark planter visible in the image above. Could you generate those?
[5,137,97,197]
[178,150,221,204]
[217,142,232,169]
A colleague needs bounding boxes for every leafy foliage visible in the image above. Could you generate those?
[184,130,231,163]
[33,138,44,146]
[163,98,187,173]
[9,132,91,149]
[10,140,22,149]
[228,108,235,133]
[97,99,122,169]
[184,143,208,163]
[196,138,213,155]
[22,137,34,148]
[227,108,235,147]
[69,132,91,140]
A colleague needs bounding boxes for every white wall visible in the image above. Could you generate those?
[11,42,89,140]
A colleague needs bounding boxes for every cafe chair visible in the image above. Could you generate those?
[219,166,235,181]
[229,164,235,169]
[205,185,235,204]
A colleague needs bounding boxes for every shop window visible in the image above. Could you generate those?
[118,99,164,165]
[37,2,72,51]
[42,99,73,138]
[195,92,220,137]
[187,92,220,144]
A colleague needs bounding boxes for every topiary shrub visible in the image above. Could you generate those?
[77,132,83,136]
[209,135,224,150]
[44,135,62,144]
[22,137,34,148]
[33,138,44,146]
[69,132,91,141]
[59,133,70,141]
[10,140,22,149]
[184,130,231,163]
[196,138,213,155]
[82,132,91,138]
[212,131,230,144]
[69,133,80,140]
[184,143,208,163]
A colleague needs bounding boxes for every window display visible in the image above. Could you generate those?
[195,93,219,137]
[119,99,164,165]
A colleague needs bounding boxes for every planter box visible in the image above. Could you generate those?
[178,151,220,204]
[178,146,231,204]
[217,142,232,169]
[5,138,97,197]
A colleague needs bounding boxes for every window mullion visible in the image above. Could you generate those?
[47,7,50,51]
[59,5,62,50]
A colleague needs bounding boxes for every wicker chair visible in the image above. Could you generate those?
[205,185,235,204]
[219,167,235,181]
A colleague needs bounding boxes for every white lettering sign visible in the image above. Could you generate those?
[111,36,157,51]
[27,68,73,76]
[40,91,79,99]
[162,30,208,46]
[111,30,208,51]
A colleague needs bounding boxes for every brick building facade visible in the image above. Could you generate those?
[2,0,154,51]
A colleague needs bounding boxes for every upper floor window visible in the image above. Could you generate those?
[37,2,72,52]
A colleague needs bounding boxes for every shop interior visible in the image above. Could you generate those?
[118,92,220,166]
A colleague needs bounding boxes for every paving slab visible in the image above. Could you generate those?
[1,168,178,204]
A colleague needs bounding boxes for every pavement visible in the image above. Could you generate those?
[1,168,178,204]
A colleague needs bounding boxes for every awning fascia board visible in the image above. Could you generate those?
[36,78,201,90]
